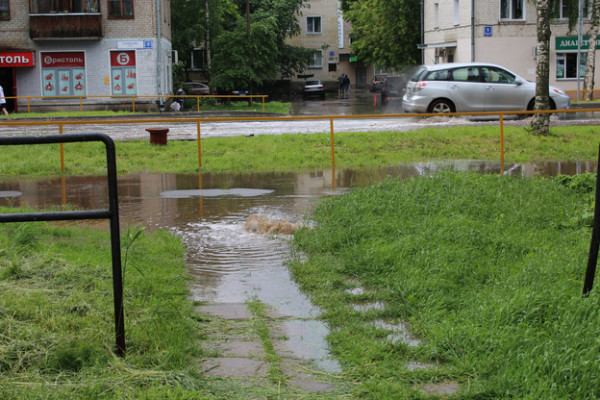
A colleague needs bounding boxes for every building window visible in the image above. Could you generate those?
[41,52,86,97]
[0,0,9,19]
[29,0,99,13]
[552,0,590,19]
[307,16,321,34]
[500,0,524,20]
[308,51,323,68]
[453,0,459,25]
[556,53,586,79]
[108,0,133,18]
[434,3,439,28]
[111,51,137,95]
[191,48,206,70]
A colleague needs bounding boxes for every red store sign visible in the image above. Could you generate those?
[41,52,85,68]
[0,51,36,67]
[110,51,136,67]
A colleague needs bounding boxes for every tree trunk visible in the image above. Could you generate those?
[530,0,551,136]
[584,0,600,101]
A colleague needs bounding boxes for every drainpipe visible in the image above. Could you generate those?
[421,0,424,64]
[471,0,475,61]
[156,0,163,107]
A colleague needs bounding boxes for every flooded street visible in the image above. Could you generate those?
[0,160,596,370]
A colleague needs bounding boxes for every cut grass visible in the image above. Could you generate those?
[0,125,599,177]
[0,219,207,399]
[291,172,600,399]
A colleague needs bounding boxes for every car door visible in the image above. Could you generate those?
[481,66,528,111]
[447,67,486,112]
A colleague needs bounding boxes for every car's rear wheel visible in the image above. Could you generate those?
[428,99,454,113]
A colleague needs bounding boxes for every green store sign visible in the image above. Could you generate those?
[556,36,600,50]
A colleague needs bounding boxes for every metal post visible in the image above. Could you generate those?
[583,143,600,296]
[330,117,335,191]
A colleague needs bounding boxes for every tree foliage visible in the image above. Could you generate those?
[209,0,312,91]
[341,0,421,69]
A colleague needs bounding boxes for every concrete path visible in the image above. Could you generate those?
[198,302,346,395]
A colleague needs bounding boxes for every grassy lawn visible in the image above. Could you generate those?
[291,172,600,399]
[3,101,291,119]
[0,125,599,176]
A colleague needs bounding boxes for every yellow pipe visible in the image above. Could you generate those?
[499,113,505,175]
[197,120,202,168]
[59,124,65,172]
[330,117,335,191]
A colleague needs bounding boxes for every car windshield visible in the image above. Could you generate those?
[306,80,320,86]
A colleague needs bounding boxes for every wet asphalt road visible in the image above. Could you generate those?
[0,89,598,141]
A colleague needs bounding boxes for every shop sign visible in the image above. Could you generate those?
[0,51,35,67]
[41,52,85,68]
[556,36,600,51]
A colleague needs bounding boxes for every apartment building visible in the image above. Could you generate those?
[0,0,172,112]
[287,0,373,90]
[421,0,597,93]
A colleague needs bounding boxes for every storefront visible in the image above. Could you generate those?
[555,36,600,81]
[0,51,35,112]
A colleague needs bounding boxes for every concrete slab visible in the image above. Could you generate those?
[281,359,337,392]
[200,303,252,320]
[202,357,267,378]
[210,340,266,358]
[416,381,461,396]
[287,378,336,392]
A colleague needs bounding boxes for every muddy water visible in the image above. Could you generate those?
[0,160,596,370]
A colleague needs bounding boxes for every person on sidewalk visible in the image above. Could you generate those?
[176,85,186,111]
[0,84,9,115]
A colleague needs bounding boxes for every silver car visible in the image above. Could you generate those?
[402,62,570,114]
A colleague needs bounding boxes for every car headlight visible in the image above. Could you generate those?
[551,87,566,96]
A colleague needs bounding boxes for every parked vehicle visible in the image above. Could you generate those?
[184,82,210,95]
[303,80,325,99]
[381,76,406,104]
[369,75,387,92]
[402,62,570,114]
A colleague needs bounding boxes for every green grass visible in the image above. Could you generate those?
[291,172,600,399]
[0,125,599,177]
[0,220,208,399]
[4,101,290,119]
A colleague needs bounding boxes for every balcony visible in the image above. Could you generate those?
[29,13,102,40]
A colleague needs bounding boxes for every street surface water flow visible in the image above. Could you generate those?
[2,89,598,141]
[0,161,597,371]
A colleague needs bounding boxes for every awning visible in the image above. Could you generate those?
[417,42,458,49]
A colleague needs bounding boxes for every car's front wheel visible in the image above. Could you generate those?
[428,99,454,113]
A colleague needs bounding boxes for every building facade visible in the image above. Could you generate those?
[0,0,172,112]
[421,0,598,95]
[286,0,373,90]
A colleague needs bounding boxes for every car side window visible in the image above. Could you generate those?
[481,67,516,84]
[450,67,481,82]
[425,69,450,81]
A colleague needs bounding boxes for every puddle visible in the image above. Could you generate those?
[0,160,596,369]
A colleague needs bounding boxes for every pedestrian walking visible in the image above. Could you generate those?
[0,84,8,115]
[176,85,186,111]
[338,73,345,96]
[343,74,350,97]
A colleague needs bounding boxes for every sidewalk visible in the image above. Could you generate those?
[198,302,348,396]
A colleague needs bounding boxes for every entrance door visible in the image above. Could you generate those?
[355,67,367,88]
[0,68,15,112]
